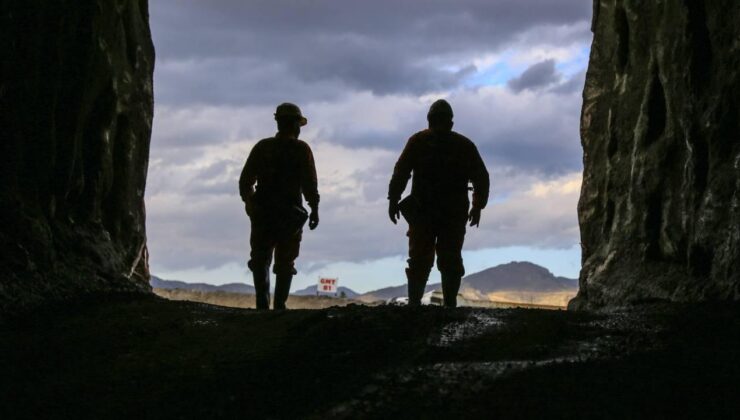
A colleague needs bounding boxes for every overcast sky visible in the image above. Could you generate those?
[146,0,593,292]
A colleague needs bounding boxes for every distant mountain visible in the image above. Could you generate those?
[357,261,578,302]
[292,285,359,298]
[152,261,578,305]
[150,276,256,294]
[151,276,359,298]
[462,261,578,294]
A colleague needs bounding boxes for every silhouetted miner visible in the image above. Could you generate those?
[239,103,320,310]
[388,99,489,307]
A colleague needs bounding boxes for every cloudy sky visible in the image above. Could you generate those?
[146,0,592,292]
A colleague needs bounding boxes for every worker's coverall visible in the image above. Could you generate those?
[388,129,489,293]
[239,135,319,280]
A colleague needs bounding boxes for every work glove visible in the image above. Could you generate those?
[388,199,401,224]
[309,209,319,230]
[468,207,481,228]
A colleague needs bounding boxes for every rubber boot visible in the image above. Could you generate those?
[273,274,293,310]
[406,268,428,306]
[441,273,461,308]
[252,266,271,310]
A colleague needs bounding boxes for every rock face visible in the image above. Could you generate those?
[571,0,740,309]
[0,1,155,313]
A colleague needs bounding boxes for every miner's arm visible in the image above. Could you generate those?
[387,135,416,224]
[467,142,489,227]
[302,144,320,229]
[301,144,320,210]
[387,136,416,202]
[239,143,261,210]
[469,142,490,210]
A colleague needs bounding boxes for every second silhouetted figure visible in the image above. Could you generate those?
[388,100,489,307]
[239,103,320,310]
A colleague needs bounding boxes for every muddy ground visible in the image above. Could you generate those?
[1,296,738,419]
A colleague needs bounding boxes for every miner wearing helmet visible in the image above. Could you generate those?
[239,102,320,310]
[388,99,490,307]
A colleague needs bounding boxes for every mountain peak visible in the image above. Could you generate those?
[463,262,576,293]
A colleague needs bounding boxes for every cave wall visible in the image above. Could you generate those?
[570,0,740,309]
[0,1,155,313]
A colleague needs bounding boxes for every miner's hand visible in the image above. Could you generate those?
[389,200,401,224]
[468,207,482,228]
[309,209,319,230]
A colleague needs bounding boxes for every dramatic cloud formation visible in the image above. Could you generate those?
[150,0,591,105]
[507,59,560,92]
[146,0,593,287]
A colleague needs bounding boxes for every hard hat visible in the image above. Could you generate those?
[427,99,453,119]
[274,102,308,126]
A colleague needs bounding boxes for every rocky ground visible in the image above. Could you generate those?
[1,296,738,419]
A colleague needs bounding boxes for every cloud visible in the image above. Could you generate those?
[146,142,401,271]
[150,0,592,105]
[507,59,560,92]
[150,0,591,60]
[465,172,582,250]
[144,0,592,279]
[145,84,585,272]
[145,119,582,272]
[151,82,584,176]
[447,86,583,174]
[505,58,587,95]
[154,58,356,107]
[549,70,587,94]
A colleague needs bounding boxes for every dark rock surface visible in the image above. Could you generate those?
[1,298,738,418]
[572,0,740,309]
[0,1,155,313]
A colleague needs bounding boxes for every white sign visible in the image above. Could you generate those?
[317,277,338,294]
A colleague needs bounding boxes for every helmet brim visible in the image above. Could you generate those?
[274,115,308,126]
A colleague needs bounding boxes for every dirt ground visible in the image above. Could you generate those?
[154,288,567,311]
[1,295,739,419]
[154,288,377,309]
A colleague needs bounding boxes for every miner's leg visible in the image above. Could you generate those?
[273,231,302,310]
[249,225,275,310]
[440,273,462,308]
[251,264,271,310]
[437,222,466,308]
[272,273,292,310]
[406,224,435,306]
